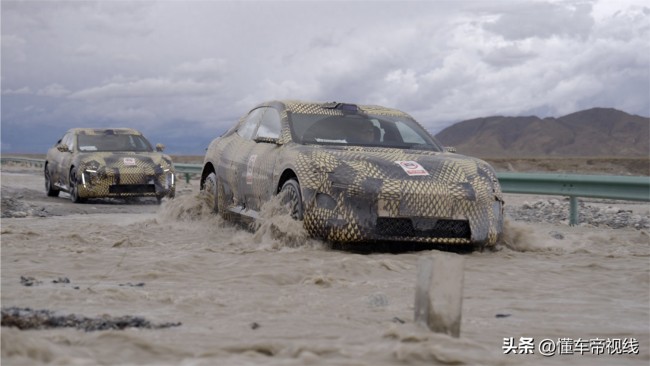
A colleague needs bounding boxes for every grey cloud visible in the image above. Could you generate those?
[36,84,70,97]
[1,0,648,154]
[482,2,595,40]
[174,58,228,81]
[1,34,27,62]
[482,45,537,67]
[81,3,153,37]
[68,78,222,100]
[74,44,101,57]
[593,5,650,40]
[2,87,31,95]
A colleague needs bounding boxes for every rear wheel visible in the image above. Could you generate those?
[69,169,85,203]
[44,164,60,197]
[280,179,303,220]
[202,172,218,213]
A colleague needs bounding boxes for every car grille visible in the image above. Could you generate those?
[376,217,471,239]
[109,184,156,194]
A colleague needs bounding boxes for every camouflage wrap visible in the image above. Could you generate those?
[46,128,175,200]
[75,152,175,199]
[202,101,503,248]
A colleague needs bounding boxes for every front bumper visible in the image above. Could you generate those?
[77,168,175,199]
[302,184,503,246]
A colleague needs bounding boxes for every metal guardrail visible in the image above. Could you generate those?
[496,172,650,201]
[2,157,648,225]
[173,163,203,183]
[497,172,649,225]
[0,157,45,168]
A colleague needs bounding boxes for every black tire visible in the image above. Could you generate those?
[44,164,60,197]
[202,172,219,213]
[69,169,85,203]
[280,179,304,220]
[156,188,175,204]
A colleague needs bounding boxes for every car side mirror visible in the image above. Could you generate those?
[155,143,165,152]
[57,144,70,153]
[445,146,456,153]
[254,136,280,144]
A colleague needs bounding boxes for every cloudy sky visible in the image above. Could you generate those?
[2,0,649,154]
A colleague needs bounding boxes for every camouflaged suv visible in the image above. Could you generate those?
[45,128,176,203]
[200,100,504,249]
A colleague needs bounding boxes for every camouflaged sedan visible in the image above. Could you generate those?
[200,101,504,249]
[45,128,176,203]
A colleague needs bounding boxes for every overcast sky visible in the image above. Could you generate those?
[2,0,649,154]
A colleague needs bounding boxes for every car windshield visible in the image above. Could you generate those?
[289,112,444,151]
[77,134,153,152]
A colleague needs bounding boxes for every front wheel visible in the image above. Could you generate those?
[44,164,60,197]
[156,189,175,204]
[69,169,85,203]
[202,172,219,213]
[280,179,304,220]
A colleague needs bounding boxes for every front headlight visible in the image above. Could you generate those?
[80,161,101,187]
[168,171,175,187]
[477,163,501,195]
[159,164,175,188]
[328,172,350,190]
[83,161,100,172]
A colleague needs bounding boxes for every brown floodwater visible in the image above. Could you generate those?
[1,169,648,365]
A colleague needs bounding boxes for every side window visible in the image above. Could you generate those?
[68,134,76,151]
[62,133,74,151]
[255,108,281,139]
[237,108,264,140]
[395,121,426,144]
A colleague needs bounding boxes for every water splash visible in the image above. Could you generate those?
[157,191,325,252]
[498,219,568,252]
[157,192,218,223]
[252,192,325,251]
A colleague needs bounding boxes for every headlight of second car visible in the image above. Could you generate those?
[82,160,100,172]
[80,161,102,187]
[158,160,175,188]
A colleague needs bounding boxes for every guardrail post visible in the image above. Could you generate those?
[185,173,191,184]
[414,253,465,337]
[569,196,578,226]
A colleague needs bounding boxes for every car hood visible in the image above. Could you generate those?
[303,146,498,186]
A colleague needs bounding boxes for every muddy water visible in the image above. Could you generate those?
[1,169,648,365]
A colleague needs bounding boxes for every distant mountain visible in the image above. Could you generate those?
[434,108,649,157]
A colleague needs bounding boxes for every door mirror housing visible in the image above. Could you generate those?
[57,144,70,153]
[155,143,165,152]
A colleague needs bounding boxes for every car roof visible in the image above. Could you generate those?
[258,100,415,119]
[67,128,144,136]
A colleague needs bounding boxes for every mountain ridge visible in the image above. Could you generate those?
[434,107,649,157]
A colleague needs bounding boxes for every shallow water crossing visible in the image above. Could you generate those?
[1,170,648,365]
